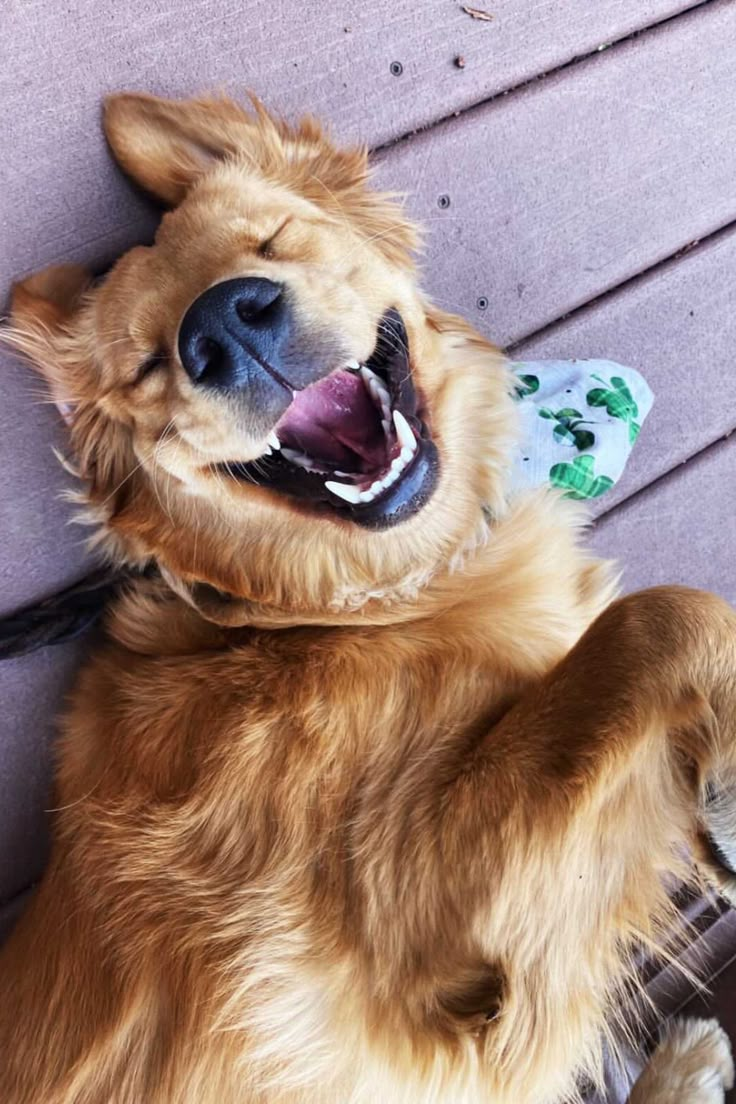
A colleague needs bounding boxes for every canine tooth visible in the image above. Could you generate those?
[345,358,360,372]
[400,445,414,463]
[392,409,415,452]
[382,419,391,436]
[267,431,280,450]
[325,480,363,504]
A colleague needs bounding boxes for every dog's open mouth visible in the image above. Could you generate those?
[221,310,439,527]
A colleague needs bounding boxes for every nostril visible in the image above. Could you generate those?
[236,298,261,324]
[236,286,282,326]
[178,278,289,388]
[191,336,225,382]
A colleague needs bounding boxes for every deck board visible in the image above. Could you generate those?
[0,0,701,282]
[0,640,88,903]
[591,436,736,602]
[375,0,736,345]
[513,227,736,517]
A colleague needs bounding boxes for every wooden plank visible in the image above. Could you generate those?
[0,355,92,614]
[0,0,700,283]
[0,640,88,904]
[513,227,736,518]
[376,0,736,346]
[591,436,736,603]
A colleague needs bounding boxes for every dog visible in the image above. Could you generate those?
[2,91,736,1103]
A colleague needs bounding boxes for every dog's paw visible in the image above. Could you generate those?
[629,1018,734,1103]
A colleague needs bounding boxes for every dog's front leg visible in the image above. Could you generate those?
[415,586,736,1102]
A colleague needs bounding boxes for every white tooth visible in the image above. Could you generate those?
[263,445,272,456]
[382,419,391,436]
[359,489,376,503]
[373,382,391,407]
[400,445,414,463]
[281,447,306,464]
[345,358,360,372]
[383,469,399,488]
[281,448,325,473]
[393,409,415,452]
[369,479,383,495]
[360,365,378,385]
[391,454,406,473]
[267,431,280,450]
[325,480,363,504]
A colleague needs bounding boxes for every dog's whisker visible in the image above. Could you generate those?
[150,420,180,523]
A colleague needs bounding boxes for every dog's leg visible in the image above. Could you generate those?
[628,1018,734,1104]
[408,586,736,1101]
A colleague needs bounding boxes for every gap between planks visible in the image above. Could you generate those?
[373,0,719,156]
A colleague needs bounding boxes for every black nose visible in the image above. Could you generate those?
[178,277,290,390]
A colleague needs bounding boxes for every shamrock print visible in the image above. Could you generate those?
[513,372,540,400]
[538,407,596,452]
[549,454,614,500]
[586,374,641,444]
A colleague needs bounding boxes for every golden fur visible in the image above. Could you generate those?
[2,93,736,1103]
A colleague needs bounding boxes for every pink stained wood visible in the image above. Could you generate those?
[591,436,736,603]
[375,0,736,346]
[513,227,736,518]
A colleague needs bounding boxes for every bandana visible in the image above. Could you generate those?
[509,359,654,500]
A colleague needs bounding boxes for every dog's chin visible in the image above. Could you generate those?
[213,309,440,530]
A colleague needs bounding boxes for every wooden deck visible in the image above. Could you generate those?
[2,2,736,1094]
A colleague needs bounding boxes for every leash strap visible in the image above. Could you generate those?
[0,568,125,660]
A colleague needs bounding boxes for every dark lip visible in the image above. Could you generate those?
[220,309,439,529]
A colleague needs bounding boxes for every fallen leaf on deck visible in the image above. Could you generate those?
[461,5,494,21]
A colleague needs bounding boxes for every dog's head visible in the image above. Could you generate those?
[7,94,515,624]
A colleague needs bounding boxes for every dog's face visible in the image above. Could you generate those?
[8,94,514,621]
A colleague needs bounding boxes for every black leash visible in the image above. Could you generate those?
[0,568,127,660]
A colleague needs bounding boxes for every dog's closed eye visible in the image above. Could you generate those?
[134,350,167,385]
[256,216,293,259]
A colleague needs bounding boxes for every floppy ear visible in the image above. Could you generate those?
[104,92,417,266]
[103,92,248,206]
[7,264,93,425]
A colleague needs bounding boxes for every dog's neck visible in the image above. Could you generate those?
[107,491,616,672]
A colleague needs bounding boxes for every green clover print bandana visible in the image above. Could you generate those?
[510,360,654,501]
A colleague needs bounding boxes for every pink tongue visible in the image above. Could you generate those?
[276,369,387,470]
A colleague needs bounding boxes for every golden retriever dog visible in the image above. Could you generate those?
[2,92,736,1104]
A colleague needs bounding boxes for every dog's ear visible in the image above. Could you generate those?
[6,264,93,424]
[104,93,248,206]
[104,93,417,266]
